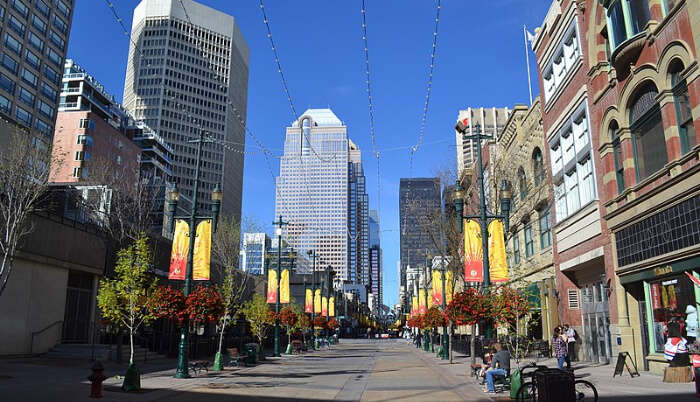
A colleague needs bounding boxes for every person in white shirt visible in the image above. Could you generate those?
[564,324,576,368]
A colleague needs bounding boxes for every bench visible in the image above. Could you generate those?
[189,360,210,375]
[291,340,303,354]
[227,348,247,367]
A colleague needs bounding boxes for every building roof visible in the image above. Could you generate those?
[292,108,343,127]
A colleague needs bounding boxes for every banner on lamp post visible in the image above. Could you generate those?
[168,220,189,280]
[431,270,443,306]
[412,296,418,317]
[266,269,278,304]
[314,289,322,314]
[463,220,483,282]
[193,220,211,280]
[488,220,509,282]
[305,289,313,313]
[418,291,426,314]
[280,269,290,304]
[329,296,335,317]
[322,296,328,317]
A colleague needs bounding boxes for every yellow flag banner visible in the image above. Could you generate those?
[266,269,278,304]
[418,291,426,314]
[322,296,328,317]
[412,296,418,317]
[193,220,211,280]
[446,270,454,304]
[431,270,443,306]
[464,220,483,282]
[329,296,335,317]
[305,289,313,313]
[314,289,322,314]
[280,269,290,304]
[168,220,189,280]
[488,220,508,282]
[427,289,433,309]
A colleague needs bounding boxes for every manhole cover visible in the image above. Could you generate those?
[207,383,231,389]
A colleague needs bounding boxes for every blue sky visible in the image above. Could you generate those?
[68,0,550,308]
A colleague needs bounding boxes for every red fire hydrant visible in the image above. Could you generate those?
[88,361,106,398]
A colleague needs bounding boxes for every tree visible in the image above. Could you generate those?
[240,294,275,358]
[96,235,157,391]
[0,130,62,297]
[424,306,446,328]
[278,306,298,351]
[491,286,532,363]
[211,215,258,368]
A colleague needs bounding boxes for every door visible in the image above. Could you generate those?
[62,271,94,343]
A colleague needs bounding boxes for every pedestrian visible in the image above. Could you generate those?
[552,327,568,370]
[564,323,577,368]
[416,331,423,349]
[483,342,510,395]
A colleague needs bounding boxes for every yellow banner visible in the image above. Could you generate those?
[314,289,322,314]
[427,289,433,309]
[305,289,313,313]
[322,296,328,317]
[266,269,277,303]
[412,296,418,317]
[419,291,426,314]
[193,220,211,280]
[329,296,335,317]
[168,220,189,280]
[488,220,508,282]
[280,269,290,304]
[446,270,454,304]
[464,220,483,282]
[431,270,442,306]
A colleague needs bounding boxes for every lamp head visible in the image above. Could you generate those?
[211,184,223,203]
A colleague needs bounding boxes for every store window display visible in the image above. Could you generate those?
[650,274,697,352]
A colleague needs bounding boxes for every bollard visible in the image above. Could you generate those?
[88,361,106,398]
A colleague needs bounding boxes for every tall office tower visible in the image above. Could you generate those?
[368,210,381,311]
[275,108,368,283]
[349,142,369,285]
[0,0,74,143]
[123,0,249,218]
[455,107,511,173]
[242,232,270,275]
[399,178,441,300]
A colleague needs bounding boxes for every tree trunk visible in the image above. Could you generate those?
[449,325,454,364]
[217,316,227,356]
[129,329,135,365]
[470,324,476,365]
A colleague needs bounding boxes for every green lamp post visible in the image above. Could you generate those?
[272,216,289,358]
[167,129,222,379]
[423,251,431,352]
[307,249,317,350]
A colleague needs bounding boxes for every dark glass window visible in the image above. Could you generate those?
[0,93,11,113]
[539,207,552,249]
[518,167,527,201]
[670,61,696,154]
[0,72,15,94]
[630,83,667,180]
[5,34,22,54]
[27,32,43,51]
[24,49,40,69]
[513,232,521,265]
[31,14,47,34]
[524,224,534,257]
[1,53,19,74]
[533,148,545,186]
[8,14,26,36]
[628,0,650,34]
[34,0,49,17]
[12,0,28,18]
[18,86,34,107]
[608,1,627,48]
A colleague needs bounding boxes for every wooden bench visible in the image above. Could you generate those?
[189,360,210,375]
[291,341,303,354]
[227,348,247,367]
[663,366,692,383]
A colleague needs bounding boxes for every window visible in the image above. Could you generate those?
[79,118,95,131]
[533,148,545,186]
[15,106,32,125]
[539,207,552,249]
[46,47,61,66]
[34,118,51,136]
[55,0,70,18]
[512,231,521,265]
[5,34,22,55]
[541,19,581,102]
[49,30,65,50]
[630,82,667,181]
[37,99,53,118]
[1,53,19,74]
[24,49,40,69]
[649,274,697,352]
[518,167,527,200]
[524,224,534,257]
[568,289,580,309]
[76,135,92,145]
[12,0,28,18]
[31,15,47,34]
[610,121,625,194]
[0,72,15,94]
[52,15,67,34]
[8,15,26,36]
[43,65,58,84]
[74,150,90,161]
[606,0,650,49]
[21,68,38,86]
[18,86,34,106]
[670,61,696,154]
[0,93,11,113]
[40,81,56,100]
[549,101,595,222]
[0,6,4,22]
[35,0,49,17]
[27,32,43,51]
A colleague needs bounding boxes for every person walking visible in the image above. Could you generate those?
[564,324,577,368]
[552,327,568,370]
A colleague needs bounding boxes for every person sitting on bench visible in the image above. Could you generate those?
[483,342,510,395]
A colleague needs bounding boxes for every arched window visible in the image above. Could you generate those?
[629,82,667,181]
[610,120,624,193]
[532,148,545,186]
[670,60,696,154]
[518,167,527,201]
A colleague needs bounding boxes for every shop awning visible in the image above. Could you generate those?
[527,283,541,310]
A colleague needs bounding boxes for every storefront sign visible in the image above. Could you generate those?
[654,266,672,277]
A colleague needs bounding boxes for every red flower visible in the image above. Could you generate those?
[184,286,225,324]
[151,286,186,325]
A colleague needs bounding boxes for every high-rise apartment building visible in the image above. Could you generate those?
[0,0,74,142]
[275,108,369,283]
[368,210,381,311]
[455,107,511,174]
[399,178,441,305]
[242,232,270,275]
[123,0,249,218]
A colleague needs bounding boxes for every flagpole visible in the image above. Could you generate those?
[523,24,533,106]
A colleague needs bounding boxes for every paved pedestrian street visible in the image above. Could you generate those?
[2,339,699,401]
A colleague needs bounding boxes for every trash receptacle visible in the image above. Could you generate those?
[244,343,258,365]
[536,369,575,402]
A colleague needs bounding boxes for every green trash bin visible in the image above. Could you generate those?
[244,343,258,365]
[510,369,523,399]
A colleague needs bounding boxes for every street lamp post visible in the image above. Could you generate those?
[167,129,222,379]
[307,250,316,350]
[439,257,448,360]
[423,251,431,352]
[272,216,288,358]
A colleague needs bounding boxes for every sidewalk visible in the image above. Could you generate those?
[407,339,699,401]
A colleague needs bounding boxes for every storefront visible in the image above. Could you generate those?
[619,256,700,373]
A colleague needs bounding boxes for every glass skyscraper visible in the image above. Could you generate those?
[275,108,368,283]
